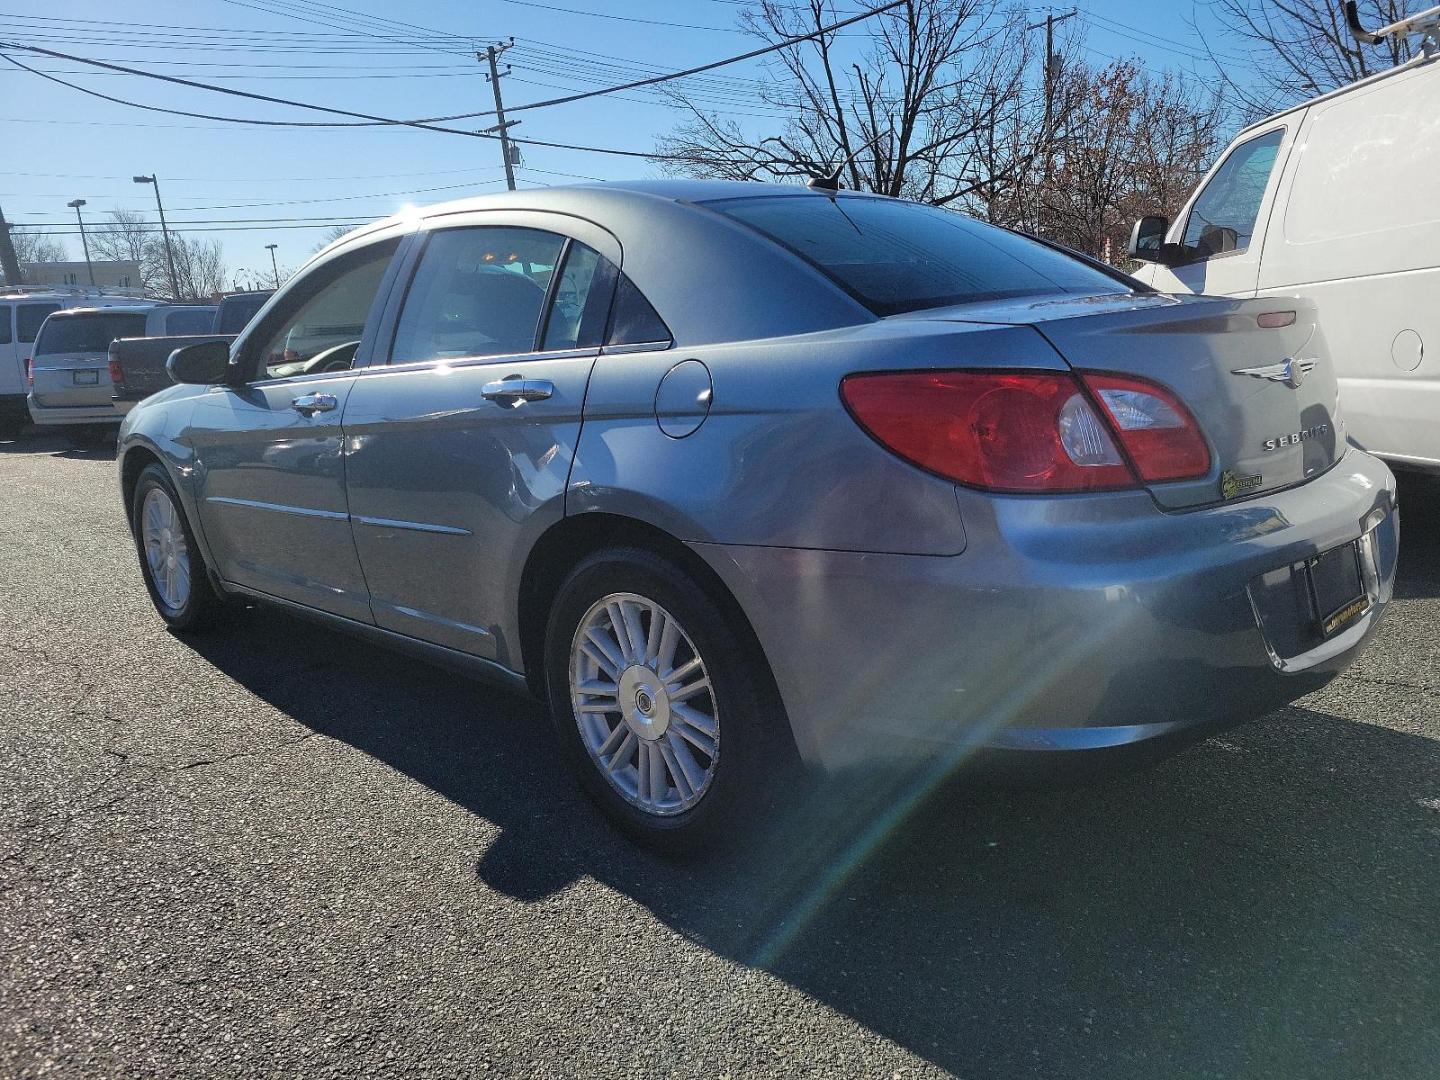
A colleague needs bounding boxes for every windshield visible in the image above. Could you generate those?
[34,313,148,355]
[708,194,1129,316]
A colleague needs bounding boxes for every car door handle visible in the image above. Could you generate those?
[481,378,553,404]
[291,392,338,416]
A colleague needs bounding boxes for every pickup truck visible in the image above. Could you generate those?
[108,290,272,406]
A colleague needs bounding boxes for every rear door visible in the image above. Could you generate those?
[189,235,405,621]
[341,216,619,661]
[30,311,146,411]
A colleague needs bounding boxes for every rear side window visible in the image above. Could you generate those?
[17,303,59,343]
[35,313,148,355]
[216,294,268,334]
[708,195,1127,316]
[540,242,616,352]
[1182,129,1284,258]
[607,275,671,346]
[165,308,214,334]
[0,306,10,345]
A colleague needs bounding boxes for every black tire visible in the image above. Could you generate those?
[543,546,789,853]
[130,462,222,632]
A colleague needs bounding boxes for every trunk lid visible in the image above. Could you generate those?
[911,292,1343,509]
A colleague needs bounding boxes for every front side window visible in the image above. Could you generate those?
[253,239,398,379]
[391,226,565,363]
[165,308,214,335]
[34,313,148,355]
[1182,128,1285,259]
[709,194,1128,316]
[16,303,59,343]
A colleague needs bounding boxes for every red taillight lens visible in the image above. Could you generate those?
[841,371,1137,493]
[108,359,124,386]
[1079,373,1210,482]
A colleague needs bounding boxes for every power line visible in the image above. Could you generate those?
[0,0,904,127]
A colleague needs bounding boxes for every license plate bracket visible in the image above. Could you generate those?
[1308,541,1368,638]
[72,369,99,386]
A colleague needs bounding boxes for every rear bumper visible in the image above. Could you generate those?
[27,394,123,427]
[692,451,1399,774]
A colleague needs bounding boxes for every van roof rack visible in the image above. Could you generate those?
[1345,1,1440,57]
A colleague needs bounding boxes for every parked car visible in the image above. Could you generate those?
[109,290,274,407]
[1127,23,1440,473]
[0,288,156,437]
[118,182,1398,848]
[28,304,216,445]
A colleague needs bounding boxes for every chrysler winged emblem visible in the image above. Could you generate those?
[1231,357,1316,389]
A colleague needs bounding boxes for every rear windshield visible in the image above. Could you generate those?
[217,294,269,334]
[35,313,148,355]
[164,308,215,334]
[707,195,1129,316]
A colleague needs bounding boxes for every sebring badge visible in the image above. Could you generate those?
[1231,357,1316,389]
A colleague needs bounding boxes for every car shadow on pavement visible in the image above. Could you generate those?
[181,602,1440,1079]
[1396,471,1440,600]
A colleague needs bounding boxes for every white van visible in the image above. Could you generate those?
[0,289,158,436]
[1128,16,1440,473]
[26,304,214,445]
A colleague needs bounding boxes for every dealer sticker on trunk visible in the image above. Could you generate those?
[1220,470,1264,499]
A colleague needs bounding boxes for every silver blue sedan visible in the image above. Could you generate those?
[118,181,1399,848]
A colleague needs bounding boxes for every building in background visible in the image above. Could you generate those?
[19,260,141,289]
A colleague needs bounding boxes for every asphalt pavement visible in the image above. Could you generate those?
[1,432,1437,1079]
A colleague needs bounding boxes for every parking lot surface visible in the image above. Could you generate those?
[1,434,1437,1079]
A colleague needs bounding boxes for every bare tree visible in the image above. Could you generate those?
[311,224,356,253]
[1024,61,1230,259]
[169,235,227,299]
[654,0,1062,208]
[1205,0,1419,113]
[89,210,160,293]
[9,227,68,267]
[87,209,226,298]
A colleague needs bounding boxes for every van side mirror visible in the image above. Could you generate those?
[1127,215,1171,262]
[167,340,231,385]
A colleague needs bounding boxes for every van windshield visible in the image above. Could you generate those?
[706,194,1129,316]
[35,313,148,355]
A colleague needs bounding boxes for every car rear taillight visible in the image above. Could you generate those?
[840,369,1210,494]
[23,359,32,389]
[1077,373,1210,483]
[108,359,124,387]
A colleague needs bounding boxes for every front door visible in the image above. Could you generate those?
[342,221,620,663]
[1146,124,1290,298]
[189,236,403,622]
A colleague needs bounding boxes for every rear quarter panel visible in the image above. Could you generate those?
[569,319,1072,555]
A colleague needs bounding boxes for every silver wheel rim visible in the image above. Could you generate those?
[141,487,191,613]
[570,592,719,816]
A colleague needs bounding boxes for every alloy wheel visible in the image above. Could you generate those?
[141,487,191,613]
[569,592,720,816]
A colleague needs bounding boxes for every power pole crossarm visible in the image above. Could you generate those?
[481,40,520,191]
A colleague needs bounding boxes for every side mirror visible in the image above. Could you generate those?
[1127,214,1170,262]
[167,340,231,385]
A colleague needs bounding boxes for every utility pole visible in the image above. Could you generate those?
[133,174,180,300]
[0,206,22,288]
[1026,8,1077,237]
[265,243,280,288]
[67,199,95,286]
[480,39,520,191]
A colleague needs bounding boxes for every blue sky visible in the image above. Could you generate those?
[1,1,1239,284]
